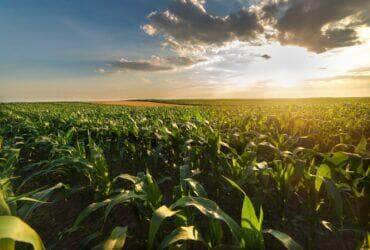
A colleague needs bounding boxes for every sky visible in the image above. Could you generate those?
[0,0,370,101]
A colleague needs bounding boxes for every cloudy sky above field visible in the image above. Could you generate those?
[1,0,370,101]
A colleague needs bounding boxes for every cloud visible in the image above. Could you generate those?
[99,1,370,75]
[261,54,271,59]
[307,74,370,82]
[142,0,263,52]
[304,66,370,87]
[97,55,204,73]
[224,73,370,98]
[348,66,370,75]
[261,0,370,53]
[300,73,370,97]
[143,0,370,54]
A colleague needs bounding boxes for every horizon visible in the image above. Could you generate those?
[1,0,370,101]
[2,96,370,104]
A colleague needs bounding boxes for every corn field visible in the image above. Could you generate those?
[0,99,369,249]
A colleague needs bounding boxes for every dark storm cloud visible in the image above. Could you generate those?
[143,0,370,53]
[97,56,204,73]
[143,0,263,46]
[261,0,370,53]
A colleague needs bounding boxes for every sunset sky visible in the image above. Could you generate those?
[1,0,370,101]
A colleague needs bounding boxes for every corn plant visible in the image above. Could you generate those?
[0,99,368,249]
[0,143,45,250]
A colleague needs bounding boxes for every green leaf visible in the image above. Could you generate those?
[81,232,102,249]
[0,191,11,216]
[159,226,203,249]
[315,164,331,192]
[18,183,65,219]
[113,174,139,184]
[148,205,179,249]
[69,199,110,233]
[325,152,348,168]
[241,196,260,231]
[103,192,145,223]
[179,165,191,185]
[209,219,223,246]
[102,226,127,250]
[264,229,302,250]
[0,215,45,250]
[184,178,207,197]
[141,170,162,209]
[171,196,243,244]
[241,196,264,249]
[88,136,111,195]
[355,136,367,155]
[320,220,336,232]
[363,231,370,249]
[258,207,263,232]
[0,238,15,250]
[324,179,343,219]
[222,176,246,196]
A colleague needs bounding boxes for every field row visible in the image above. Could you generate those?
[0,99,369,249]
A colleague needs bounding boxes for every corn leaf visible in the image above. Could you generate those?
[355,136,367,155]
[241,196,261,231]
[240,196,264,249]
[81,232,102,249]
[222,176,246,196]
[18,183,65,219]
[0,238,15,250]
[0,191,11,216]
[324,179,343,219]
[324,152,348,168]
[69,199,110,233]
[158,226,203,249]
[113,174,139,184]
[264,229,302,250]
[148,205,179,249]
[171,196,243,243]
[103,226,127,250]
[0,215,45,250]
[184,178,207,197]
[315,164,331,192]
[103,191,145,223]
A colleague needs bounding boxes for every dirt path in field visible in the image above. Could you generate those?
[94,100,181,107]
